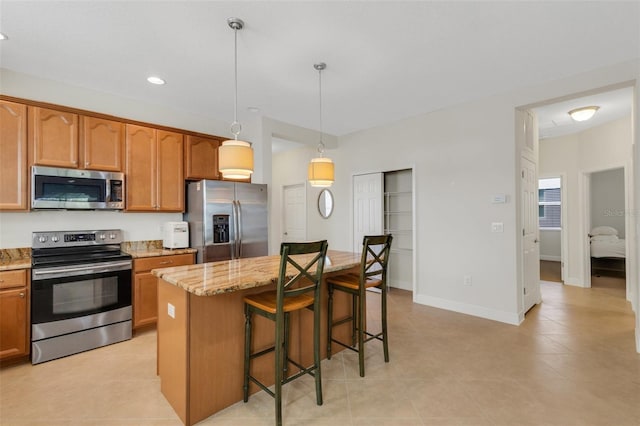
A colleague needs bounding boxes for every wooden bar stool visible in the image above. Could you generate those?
[243,240,328,426]
[327,234,393,377]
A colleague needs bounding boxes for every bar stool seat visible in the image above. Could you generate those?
[327,234,392,377]
[243,240,328,426]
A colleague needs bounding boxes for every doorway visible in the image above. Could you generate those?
[538,176,564,283]
[282,183,306,243]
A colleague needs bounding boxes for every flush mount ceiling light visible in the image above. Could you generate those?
[308,62,334,188]
[218,17,253,180]
[146,76,166,85]
[568,106,599,122]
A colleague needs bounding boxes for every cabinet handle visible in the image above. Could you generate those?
[85,161,90,167]
[159,261,173,265]
[19,292,25,298]
[0,279,4,283]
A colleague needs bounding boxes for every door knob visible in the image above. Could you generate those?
[284,232,288,235]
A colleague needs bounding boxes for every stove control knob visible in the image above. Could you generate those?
[38,236,48,243]
[99,234,106,240]
[109,233,117,239]
[51,236,59,243]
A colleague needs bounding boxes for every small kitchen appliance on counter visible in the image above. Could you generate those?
[163,221,189,249]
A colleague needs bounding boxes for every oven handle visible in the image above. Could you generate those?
[32,260,132,280]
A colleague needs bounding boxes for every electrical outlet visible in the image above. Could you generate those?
[168,303,175,319]
[491,222,504,233]
[464,275,472,286]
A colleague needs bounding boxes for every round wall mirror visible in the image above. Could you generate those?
[317,189,334,219]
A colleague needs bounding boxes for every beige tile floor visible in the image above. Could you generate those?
[1,280,639,425]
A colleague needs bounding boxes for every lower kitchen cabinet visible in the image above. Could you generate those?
[132,254,194,329]
[0,269,30,361]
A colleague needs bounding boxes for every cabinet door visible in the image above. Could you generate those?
[134,272,158,328]
[0,101,28,210]
[29,106,79,168]
[157,130,184,212]
[0,287,28,360]
[185,135,220,180]
[125,125,156,211]
[81,116,124,171]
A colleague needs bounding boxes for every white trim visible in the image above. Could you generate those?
[415,294,522,326]
[540,255,561,262]
[636,327,640,353]
[564,276,585,287]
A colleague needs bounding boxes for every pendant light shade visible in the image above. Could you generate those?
[219,140,254,179]
[308,62,334,188]
[308,157,334,188]
[219,17,253,180]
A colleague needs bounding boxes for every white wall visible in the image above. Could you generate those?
[0,211,181,248]
[539,117,632,286]
[271,60,640,326]
[540,230,562,261]
[591,168,626,236]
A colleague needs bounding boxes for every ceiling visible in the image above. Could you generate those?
[0,1,638,138]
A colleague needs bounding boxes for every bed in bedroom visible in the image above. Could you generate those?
[590,226,626,278]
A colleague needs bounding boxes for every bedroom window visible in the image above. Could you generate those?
[539,178,561,229]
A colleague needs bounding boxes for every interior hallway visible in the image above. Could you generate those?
[1,282,638,425]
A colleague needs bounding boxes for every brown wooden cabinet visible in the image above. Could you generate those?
[125,125,184,212]
[0,101,28,211]
[80,116,124,171]
[29,106,79,168]
[132,254,194,329]
[184,135,221,180]
[0,269,30,361]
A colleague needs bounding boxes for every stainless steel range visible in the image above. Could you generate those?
[31,229,132,364]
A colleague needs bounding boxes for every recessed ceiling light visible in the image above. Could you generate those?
[568,106,599,122]
[146,76,166,85]
[0,33,8,40]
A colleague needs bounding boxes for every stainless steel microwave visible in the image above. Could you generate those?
[31,166,125,210]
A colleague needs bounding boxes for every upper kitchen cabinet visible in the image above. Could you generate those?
[80,116,124,171]
[0,101,28,211]
[125,124,184,212]
[184,135,221,180]
[29,106,79,168]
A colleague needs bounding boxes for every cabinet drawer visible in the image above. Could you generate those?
[133,254,194,273]
[0,269,27,289]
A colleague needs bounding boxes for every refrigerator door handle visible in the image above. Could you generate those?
[237,200,243,258]
[231,200,238,259]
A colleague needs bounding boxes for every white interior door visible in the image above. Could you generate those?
[522,156,541,312]
[282,183,306,242]
[353,173,383,251]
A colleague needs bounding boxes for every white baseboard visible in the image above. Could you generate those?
[414,294,521,326]
[389,280,412,291]
[540,255,561,262]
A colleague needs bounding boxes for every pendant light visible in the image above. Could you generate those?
[219,17,254,180]
[308,63,334,187]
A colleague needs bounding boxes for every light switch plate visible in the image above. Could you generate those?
[491,222,504,233]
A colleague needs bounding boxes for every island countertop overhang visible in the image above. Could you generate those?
[151,249,361,296]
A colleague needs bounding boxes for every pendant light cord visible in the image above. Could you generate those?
[231,23,241,140]
[317,64,325,156]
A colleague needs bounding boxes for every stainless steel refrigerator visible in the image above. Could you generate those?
[184,180,268,263]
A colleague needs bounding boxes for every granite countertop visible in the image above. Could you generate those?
[121,240,197,259]
[0,248,31,271]
[152,249,361,296]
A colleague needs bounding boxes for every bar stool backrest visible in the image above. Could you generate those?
[360,234,393,284]
[277,240,329,310]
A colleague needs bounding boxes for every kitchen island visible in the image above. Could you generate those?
[152,250,361,426]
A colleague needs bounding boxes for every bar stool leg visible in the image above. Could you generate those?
[327,285,334,359]
[351,293,357,347]
[275,312,284,426]
[357,289,366,377]
[243,305,252,402]
[313,305,323,405]
[382,285,389,363]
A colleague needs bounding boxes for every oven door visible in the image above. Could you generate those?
[31,260,132,326]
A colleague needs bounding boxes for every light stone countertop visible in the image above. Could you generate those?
[152,249,361,296]
[121,240,197,259]
[0,248,31,271]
